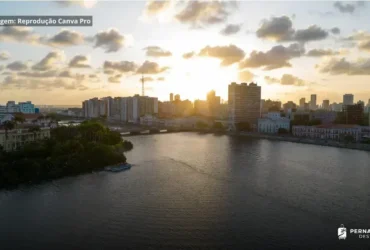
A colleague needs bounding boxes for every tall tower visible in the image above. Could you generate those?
[170,93,174,102]
[141,75,145,96]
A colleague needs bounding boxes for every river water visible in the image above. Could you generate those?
[1,133,370,249]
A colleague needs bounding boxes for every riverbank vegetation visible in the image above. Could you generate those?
[0,121,133,189]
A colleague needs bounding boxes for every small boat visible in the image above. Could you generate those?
[105,163,132,172]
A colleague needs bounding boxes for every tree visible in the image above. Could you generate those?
[196,121,208,129]
[342,134,355,144]
[213,122,224,130]
[2,121,15,140]
[28,126,41,139]
[278,128,288,134]
[14,114,25,128]
[236,122,251,132]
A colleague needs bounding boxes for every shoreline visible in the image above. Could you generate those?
[233,132,370,152]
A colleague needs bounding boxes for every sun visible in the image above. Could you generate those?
[83,0,97,8]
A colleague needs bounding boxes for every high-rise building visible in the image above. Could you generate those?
[206,90,221,118]
[343,104,363,124]
[228,82,261,129]
[310,94,317,110]
[299,98,305,108]
[322,100,330,110]
[170,93,174,102]
[343,94,354,105]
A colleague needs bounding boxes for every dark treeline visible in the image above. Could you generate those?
[0,121,133,189]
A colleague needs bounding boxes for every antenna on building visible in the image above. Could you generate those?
[141,75,145,96]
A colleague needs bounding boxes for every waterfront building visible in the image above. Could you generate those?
[0,127,51,151]
[292,124,362,142]
[343,94,354,105]
[258,112,290,134]
[228,82,261,130]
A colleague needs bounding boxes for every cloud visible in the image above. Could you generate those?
[136,60,169,74]
[264,76,280,84]
[157,77,165,81]
[306,49,340,57]
[256,16,328,43]
[32,51,65,71]
[317,57,370,75]
[343,31,370,52]
[103,60,138,73]
[238,70,254,82]
[256,16,294,41]
[143,76,154,81]
[220,23,242,35]
[18,70,58,78]
[0,51,10,60]
[46,29,85,47]
[198,44,245,66]
[333,1,365,13]
[0,65,4,71]
[93,28,131,53]
[69,55,90,68]
[183,51,195,59]
[108,74,122,83]
[175,1,237,28]
[264,74,307,86]
[6,61,28,71]
[144,0,172,16]
[331,27,340,35]
[144,46,172,57]
[0,26,40,44]
[239,43,304,70]
[1,73,87,91]
[293,25,328,43]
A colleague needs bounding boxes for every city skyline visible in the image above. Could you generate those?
[1,1,370,104]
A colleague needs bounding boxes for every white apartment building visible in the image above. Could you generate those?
[0,127,51,151]
[292,125,362,142]
[258,112,290,134]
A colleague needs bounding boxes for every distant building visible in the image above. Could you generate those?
[310,94,317,110]
[322,100,330,110]
[206,90,221,118]
[18,101,35,114]
[331,102,343,112]
[343,104,364,124]
[0,101,35,114]
[258,112,290,134]
[261,99,282,113]
[0,127,51,152]
[194,100,209,116]
[292,124,362,142]
[228,82,261,130]
[170,93,174,102]
[343,94,354,105]
[311,110,337,124]
[299,98,305,108]
[174,94,180,102]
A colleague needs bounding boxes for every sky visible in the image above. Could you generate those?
[0,0,370,106]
